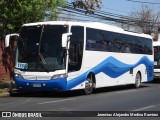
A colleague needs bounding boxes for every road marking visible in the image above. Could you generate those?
[116,90,136,94]
[55,108,77,111]
[38,98,76,105]
[132,105,156,111]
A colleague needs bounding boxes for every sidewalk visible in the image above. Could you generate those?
[0,88,9,97]
[0,81,9,97]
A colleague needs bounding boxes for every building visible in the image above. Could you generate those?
[0,36,14,83]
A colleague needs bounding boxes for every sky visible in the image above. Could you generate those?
[100,0,160,16]
[64,0,160,24]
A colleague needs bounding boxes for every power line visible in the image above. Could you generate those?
[61,2,158,28]
[65,2,130,20]
[126,0,160,5]
[60,8,116,24]
[65,2,142,21]
[101,6,130,14]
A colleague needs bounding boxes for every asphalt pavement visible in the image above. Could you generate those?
[0,81,160,120]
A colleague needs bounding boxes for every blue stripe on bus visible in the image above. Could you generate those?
[14,56,153,91]
[67,56,154,90]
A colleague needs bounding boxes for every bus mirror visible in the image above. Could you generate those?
[5,33,19,47]
[62,33,72,49]
[5,35,10,47]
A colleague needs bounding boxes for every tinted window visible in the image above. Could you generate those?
[17,25,68,72]
[86,28,152,55]
[69,26,84,71]
[86,28,101,51]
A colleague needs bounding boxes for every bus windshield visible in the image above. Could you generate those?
[154,46,160,68]
[15,25,68,72]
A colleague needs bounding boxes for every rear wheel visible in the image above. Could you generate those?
[135,72,141,88]
[84,75,94,95]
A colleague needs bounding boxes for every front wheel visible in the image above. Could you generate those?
[135,72,141,88]
[84,75,94,95]
[9,82,18,96]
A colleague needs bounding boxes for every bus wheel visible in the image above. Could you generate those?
[9,82,14,96]
[135,72,141,88]
[9,82,17,96]
[84,75,94,95]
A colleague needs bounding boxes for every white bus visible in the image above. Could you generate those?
[153,41,160,79]
[5,21,154,95]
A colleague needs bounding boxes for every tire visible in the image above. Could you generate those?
[135,72,141,88]
[9,82,17,96]
[84,74,94,95]
[9,82,14,96]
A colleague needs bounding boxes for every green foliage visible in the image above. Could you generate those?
[0,0,66,35]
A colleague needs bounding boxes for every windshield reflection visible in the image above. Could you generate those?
[15,25,68,72]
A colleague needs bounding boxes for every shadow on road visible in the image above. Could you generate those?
[93,84,148,95]
[151,79,160,84]
[8,83,151,98]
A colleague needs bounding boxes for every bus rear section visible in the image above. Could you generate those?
[154,45,160,79]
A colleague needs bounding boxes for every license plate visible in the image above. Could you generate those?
[33,84,41,87]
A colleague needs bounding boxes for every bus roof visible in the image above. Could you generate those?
[23,21,152,39]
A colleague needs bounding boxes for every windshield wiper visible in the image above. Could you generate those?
[38,25,47,64]
[36,25,49,72]
[39,52,46,64]
[38,61,49,72]
[38,52,49,72]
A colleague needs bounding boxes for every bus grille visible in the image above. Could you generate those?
[23,75,51,80]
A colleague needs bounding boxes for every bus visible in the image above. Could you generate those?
[153,41,160,79]
[5,21,154,95]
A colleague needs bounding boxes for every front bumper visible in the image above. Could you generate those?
[14,77,67,91]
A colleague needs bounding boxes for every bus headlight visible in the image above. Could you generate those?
[15,73,24,79]
[51,74,67,79]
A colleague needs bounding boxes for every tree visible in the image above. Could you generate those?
[72,0,102,14]
[120,5,160,34]
[0,0,66,35]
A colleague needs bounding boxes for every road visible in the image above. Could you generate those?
[0,81,160,120]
